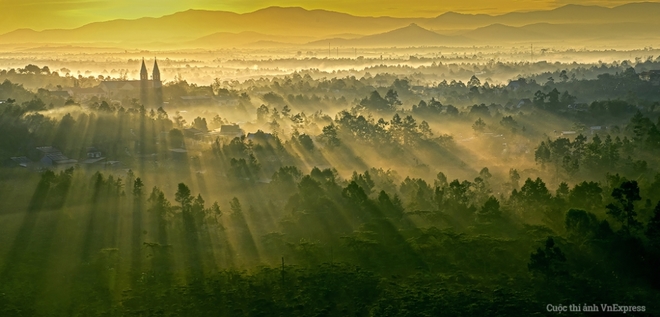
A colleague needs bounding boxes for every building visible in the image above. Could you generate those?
[97,59,163,106]
[67,87,106,100]
[36,146,77,167]
[180,95,214,106]
[219,124,244,138]
[507,79,525,91]
[81,147,106,166]
[247,131,274,142]
[590,126,605,135]
[9,156,33,168]
[48,90,71,98]
[639,70,660,86]
[516,98,532,108]
[169,148,188,161]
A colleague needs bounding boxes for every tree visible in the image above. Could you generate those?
[419,121,433,139]
[517,177,551,205]
[175,183,193,212]
[230,197,243,215]
[445,105,459,116]
[528,237,567,278]
[434,172,448,189]
[156,107,169,120]
[192,117,208,132]
[606,181,642,235]
[646,201,660,253]
[320,123,340,148]
[565,209,598,243]
[257,104,270,123]
[560,91,576,106]
[298,134,315,151]
[360,90,392,112]
[148,186,171,218]
[472,118,486,133]
[342,181,368,205]
[535,142,551,167]
[384,89,402,108]
[351,171,375,196]
[533,90,546,108]
[479,167,492,180]
[468,75,481,87]
[478,196,501,220]
[508,168,521,190]
[568,181,603,211]
[377,190,404,219]
[210,202,222,223]
[169,129,184,148]
[547,88,561,110]
[133,177,144,197]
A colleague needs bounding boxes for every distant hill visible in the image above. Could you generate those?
[0,7,416,45]
[460,21,660,44]
[1,3,660,47]
[308,24,469,48]
[428,3,660,30]
[188,31,314,48]
[462,24,553,43]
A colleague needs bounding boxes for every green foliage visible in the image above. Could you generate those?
[472,117,486,133]
[606,180,642,235]
[175,182,192,210]
[528,237,567,278]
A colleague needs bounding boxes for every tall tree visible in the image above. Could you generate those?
[175,183,193,212]
[606,180,642,235]
[528,237,567,278]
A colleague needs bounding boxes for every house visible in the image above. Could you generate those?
[247,131,274,142]
[36,146,77,167]
[567,103,588,112]
[639,70,660,85]
[9,156,32,168]
[561,131,577,136]
[183,127,205,138]
[86,147,102,158]
[180,95,214,106]
[516,98,532,108]
[411,85,425,93]
[169,148,188,161]
[66,87,106,100]
[219,124,244,138]
[81,147,106,166]
[98,81,141,96]
[507,79,525,91]
[82,157,106,165]
[103,161,125,170]
[48,90,71,98]
[590,126,605,135]
[215,95,240,107]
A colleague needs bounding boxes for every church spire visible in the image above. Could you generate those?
[152,57,161,88]
[140,58,148,81]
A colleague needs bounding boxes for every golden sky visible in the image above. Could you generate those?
[0,0,656,33]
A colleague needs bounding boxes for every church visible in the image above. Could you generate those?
[97,59,163,106]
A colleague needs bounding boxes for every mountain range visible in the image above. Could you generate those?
[1,3,660,48]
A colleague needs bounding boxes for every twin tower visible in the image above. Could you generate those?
[140,58,163,107]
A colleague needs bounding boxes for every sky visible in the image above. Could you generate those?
[0,0,656,34]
